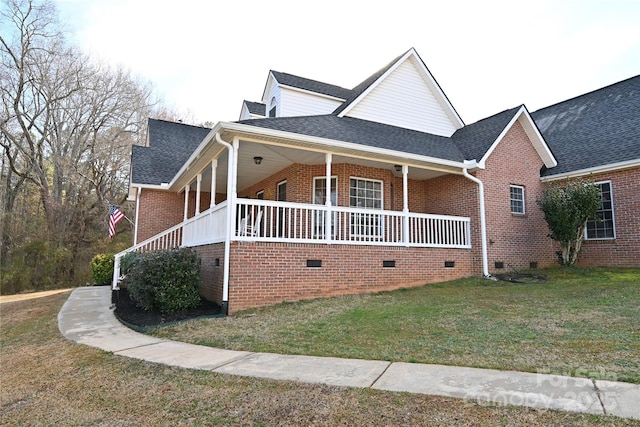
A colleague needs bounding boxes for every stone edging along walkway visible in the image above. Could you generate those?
[58,287,640,420]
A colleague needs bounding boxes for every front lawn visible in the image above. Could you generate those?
[4,290,634,425]
[152,266,640,384]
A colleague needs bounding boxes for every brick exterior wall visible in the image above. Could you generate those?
[239,163,420,212]
[224,242,472,314]
[136,189,214,243]
[136,189,185,243]
[424,174,484,273]
[192,243,225,303]
[573,167,640,267]
[475,120,556,272]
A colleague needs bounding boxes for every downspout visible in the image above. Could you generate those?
[462,164,492,279]
[215,132,235,315]
[134,186,141,246]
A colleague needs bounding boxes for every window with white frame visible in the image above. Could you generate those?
[313,177,337,237]
[586,181,615,239]
[510,185,525,214]
[269,97,277,118]
[350,178,383,237]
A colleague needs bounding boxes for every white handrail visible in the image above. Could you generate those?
[113,199,472,289]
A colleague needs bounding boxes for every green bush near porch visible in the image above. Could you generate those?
[90,253,114,286]
[126,248,201,314]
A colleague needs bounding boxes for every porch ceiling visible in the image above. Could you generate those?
[187,140,454,194]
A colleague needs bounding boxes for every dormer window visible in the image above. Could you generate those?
[269,97,277,117]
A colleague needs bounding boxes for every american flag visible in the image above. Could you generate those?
[109,204,125,239]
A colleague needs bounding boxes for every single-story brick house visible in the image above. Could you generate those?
[116,48,639,314]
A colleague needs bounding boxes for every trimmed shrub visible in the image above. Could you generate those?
[119,251,142,276]
[90,253,115,286]
[126,248,201,314]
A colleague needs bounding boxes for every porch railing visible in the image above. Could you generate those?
[113,199,471,288]
[233,199,471,248]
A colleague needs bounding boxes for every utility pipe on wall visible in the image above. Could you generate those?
[215,132,236,315]
[462,166,490,278]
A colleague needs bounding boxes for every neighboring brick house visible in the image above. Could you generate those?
[119,48,639,314]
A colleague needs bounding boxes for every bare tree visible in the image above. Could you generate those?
[1,0,156,291]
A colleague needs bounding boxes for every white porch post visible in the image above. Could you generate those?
[195,173,202,215]
[325,153,332,242]
[183,184,190,221]
[210,159,217,208]
[402,165,410,246]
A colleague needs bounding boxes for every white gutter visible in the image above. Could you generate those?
[540,158,640,182]
[462,162,491,278]
[214,132,236,315]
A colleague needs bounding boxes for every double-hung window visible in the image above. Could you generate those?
[586,181,615,239]
[510,185,525,215]
[350,178,383,238]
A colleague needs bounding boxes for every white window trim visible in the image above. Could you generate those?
[585,180,616,240]
[256,190,264,199]
[312,176,338,204]
[276,180,287,201]
[312,176,337,238]
[510,185,525,215]
[349,177,384,210]
[349,177,384,239]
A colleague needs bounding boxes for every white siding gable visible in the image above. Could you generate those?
[344,56,461,136]
[262,74,281,117]
[279,87,344,117]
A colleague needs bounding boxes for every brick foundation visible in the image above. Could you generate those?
[224,242,472,314]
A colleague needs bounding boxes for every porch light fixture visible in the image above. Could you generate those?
[253,156,263,165]
[394,165,402,172]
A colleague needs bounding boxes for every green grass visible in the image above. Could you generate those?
[153,266,640,384]
[5,291,637,425]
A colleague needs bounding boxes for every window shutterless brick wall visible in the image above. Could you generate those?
[475,120,555,272]
[136,189,215,243]
[193,243,225,303]
[136,189,185,243]
[570,167,640,267]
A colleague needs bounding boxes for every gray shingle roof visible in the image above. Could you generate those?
[244,100,265,116]
[236,115,466,162]
[271,71,352,99]
[452,106,523,162]
[532,75,640,177]
[131,119,211,185]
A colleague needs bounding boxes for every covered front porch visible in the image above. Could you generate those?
[116,122,488,311]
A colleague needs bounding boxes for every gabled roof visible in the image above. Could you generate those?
[452,106,523,162]
[269,71,352,99]
[131,118,211,186]
[332,48,464,135]
[331,51,407,116]
[243,100,266,116]
[453,105,557,169]
[532,75,640,178]
[237,115,466,162]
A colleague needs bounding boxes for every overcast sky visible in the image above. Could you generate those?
[54,0,639,126]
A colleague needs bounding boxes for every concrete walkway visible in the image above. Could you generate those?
[58,287,640,420]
